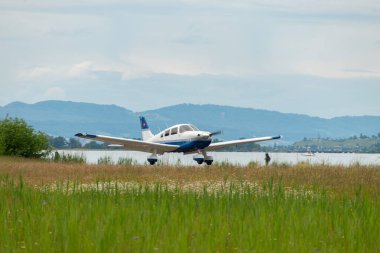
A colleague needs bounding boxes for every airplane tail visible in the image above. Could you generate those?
[139,116,154,141]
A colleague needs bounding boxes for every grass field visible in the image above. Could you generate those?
[1,156,379,252]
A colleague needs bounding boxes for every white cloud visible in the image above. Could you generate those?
[19,67,54,80]
[0,10,105,40]
[2,0,379,13]
[1,0,380,117]
[121,53,215,78]
[268,21,380,78]
[18,61,117,81]
[42,87,66,100]
[242,0,380,13]
[2,0,380,80]
[67,61,94,77]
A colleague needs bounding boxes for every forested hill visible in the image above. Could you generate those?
[1,100,379,143]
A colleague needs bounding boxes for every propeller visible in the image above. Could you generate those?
[209,130,222,137]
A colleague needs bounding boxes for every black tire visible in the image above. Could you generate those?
[205,161,213,166]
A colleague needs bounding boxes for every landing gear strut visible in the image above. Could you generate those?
[202,150,213,166]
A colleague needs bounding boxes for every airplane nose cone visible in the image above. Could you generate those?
[197,132,211,139]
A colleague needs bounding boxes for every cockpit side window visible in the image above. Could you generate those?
[164,129,170,136]
[179,125,193,133]
[170,127,178,135]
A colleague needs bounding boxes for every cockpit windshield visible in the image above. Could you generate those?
[189,125,199,131]
[179,125,195,133]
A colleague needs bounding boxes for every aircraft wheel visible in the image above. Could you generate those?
[205,160,213,166]
[147,154,158,165]
[193,154,204,165]
[204,155,214,166]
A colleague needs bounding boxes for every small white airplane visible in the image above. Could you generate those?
[75,117,281,165]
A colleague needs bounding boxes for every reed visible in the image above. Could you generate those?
[117,157,137,166]
[1,156,380,197]
[97,155,114,165]
[48,152,86,164]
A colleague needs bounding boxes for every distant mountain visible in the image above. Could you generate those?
[0,101,136,138]
[1,100,380,143]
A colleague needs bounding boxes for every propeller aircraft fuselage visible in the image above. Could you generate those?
[76,117,281,165]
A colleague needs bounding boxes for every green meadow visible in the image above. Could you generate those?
[0,157,379,252]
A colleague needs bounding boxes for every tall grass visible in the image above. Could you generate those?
[1,156,380,197]
[117,157,137,166]
[0,177,379,252]
[97,155,113,165]
[48,152,87,163]
[1,157,380,252]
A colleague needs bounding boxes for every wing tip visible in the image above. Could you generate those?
[75,133,97,138]
[273,135,282,140]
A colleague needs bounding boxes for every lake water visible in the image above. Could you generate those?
[57,150,380,166]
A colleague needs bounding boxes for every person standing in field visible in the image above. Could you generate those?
[265,153,271,166]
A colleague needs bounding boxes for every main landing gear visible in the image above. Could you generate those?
[193,151,213,166]
[147,151,214,166]
[147,154,158,165]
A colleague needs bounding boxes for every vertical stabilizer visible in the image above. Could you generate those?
[139,116,154,141]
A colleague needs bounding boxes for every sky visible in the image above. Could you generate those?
[0,0,380,118]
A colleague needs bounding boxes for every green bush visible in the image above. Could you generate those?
[0,116,50,158]
[0,133,5,155]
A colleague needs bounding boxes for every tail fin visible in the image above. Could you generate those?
[139,116,154,141]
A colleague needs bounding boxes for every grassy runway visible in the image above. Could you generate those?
[0,157,379,252]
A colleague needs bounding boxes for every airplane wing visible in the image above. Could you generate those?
[204,135,282,152]
[75,133,179,154]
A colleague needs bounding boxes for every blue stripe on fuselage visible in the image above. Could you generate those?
[159,139,211,152]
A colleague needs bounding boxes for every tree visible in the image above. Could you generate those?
[49,136,68,149]
[83,141,106,149]
[0,132,5,155]
[68,138,82,148]
[0,117,50,158]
